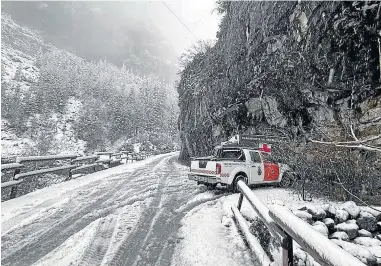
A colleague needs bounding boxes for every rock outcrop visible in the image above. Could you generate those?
[177,1,381,202]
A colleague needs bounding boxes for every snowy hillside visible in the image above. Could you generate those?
[1,14,179,162]
[1,15,86,160]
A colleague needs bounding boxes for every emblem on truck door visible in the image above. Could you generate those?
[258,167,262,175]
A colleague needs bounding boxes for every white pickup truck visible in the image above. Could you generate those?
[188,144,283,192]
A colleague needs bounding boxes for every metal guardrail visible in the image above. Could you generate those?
[71,163,99,174]
[1,150,154,200]
[71,155,99,162]
[1,163,24,171]
[233,180,366,266]
[16,154,78,163]
[14,165,76,180]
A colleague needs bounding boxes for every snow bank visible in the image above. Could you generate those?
[172,198,254,266]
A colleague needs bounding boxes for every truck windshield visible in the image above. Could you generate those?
[261,152,276,163]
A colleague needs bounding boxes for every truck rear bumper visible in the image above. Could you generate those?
[188,174,221,184]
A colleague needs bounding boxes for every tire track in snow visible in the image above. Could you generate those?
[79,215,118,266]
[1,156,168,266]
[108,156,228,266]
[2,154,229,266]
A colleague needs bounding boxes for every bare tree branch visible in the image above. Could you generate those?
[350,124,359,142]
[308,138,381,152]
[332,177,381,213]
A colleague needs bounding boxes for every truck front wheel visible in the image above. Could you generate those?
[232,175,248,193]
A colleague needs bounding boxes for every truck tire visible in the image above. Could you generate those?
[278,171,293,187]
[206,183,218,190]
[233,174,248,193]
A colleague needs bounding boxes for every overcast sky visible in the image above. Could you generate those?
[147,0,222,55]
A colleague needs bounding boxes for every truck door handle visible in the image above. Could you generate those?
[251,165,256,168]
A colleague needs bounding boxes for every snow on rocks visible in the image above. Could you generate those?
[342,201,361,219]
[305,205,326,220]
[359,229,372,237]
[357,211,378,232]
[360,207,381,221]
[294,211,313,224]
[332,239,377,265]
[312,221,329,237]
[353,237,381,247]
[290,200,380,265]
[330,231,349,241]
[335,222,359,240]
[335,209,350,223]
[323,218,335,230]
[325,204,337,218]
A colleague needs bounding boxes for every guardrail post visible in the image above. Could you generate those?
[237,193,244,210]
[282,234,293,266]
[66,160,74,181]
[10,168,21,199]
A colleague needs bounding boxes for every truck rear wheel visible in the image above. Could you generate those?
[206,183,217,190]
[233,175,248,193]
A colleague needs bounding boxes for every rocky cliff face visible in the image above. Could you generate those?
[178,1,381,161]
[177,1,381,201]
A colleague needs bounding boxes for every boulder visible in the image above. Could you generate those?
[357,211,378,232]
[294,211,313,224]
[335,209,349,223]
[245,98,263,120]
[326,204,337,218]
[358,229,372,237]
[332,239,377,265]
[307,106,335,126]
[330,231,349,241]
[353,237,381,247]
[322,203,330,212]
[359,207,381,221]
[323,218,335,230]
[261,96,288,128]
[306,205,326,220]
[312,221,329,237]
[342,201,360,219]
[335,222,359,240]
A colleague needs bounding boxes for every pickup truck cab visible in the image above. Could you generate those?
[188,145,282,192]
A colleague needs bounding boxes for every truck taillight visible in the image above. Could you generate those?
[216,163,222,175]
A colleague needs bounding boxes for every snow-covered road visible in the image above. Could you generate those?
[1,153,255,266]
[2,153,338,266]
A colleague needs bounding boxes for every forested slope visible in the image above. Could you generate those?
[177,1,381,202]
[1,15,179,161]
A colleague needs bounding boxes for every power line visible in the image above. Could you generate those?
[161,1,199,41]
